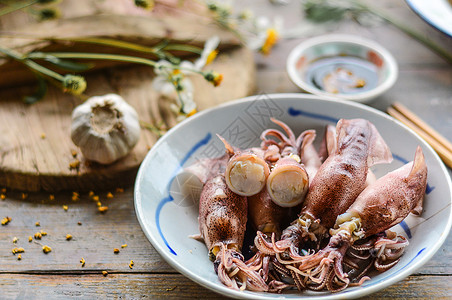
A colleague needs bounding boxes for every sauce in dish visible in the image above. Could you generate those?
[304,56,379,95]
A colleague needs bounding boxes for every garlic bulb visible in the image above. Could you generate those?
[71,94,141,164]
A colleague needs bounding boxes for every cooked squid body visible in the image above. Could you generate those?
[225,151,270,196]
[217,135,270,197]
[293,147,428,292]
[198,174,268,291]
[266,156,309,208]
[333,146,428,239]
[302,118,393,229]
[199,175,248,260]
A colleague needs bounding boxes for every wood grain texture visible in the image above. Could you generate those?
[0,274,450,299]
[0,0,451,299]
[0,46,256,192]
[1,189,450,275]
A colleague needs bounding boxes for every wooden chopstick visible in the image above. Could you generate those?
[387,104,452,169]
[392,102,452,154]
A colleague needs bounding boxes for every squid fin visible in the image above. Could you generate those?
[366,122,393,166]
[318,124,336,161]
[189,233,204,242]
[217,134,235,156]
[407,146,428,215]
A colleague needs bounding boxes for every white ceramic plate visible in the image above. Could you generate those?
[405,0,452,37]
[134,94,452,299]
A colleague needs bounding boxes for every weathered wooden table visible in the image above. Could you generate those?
[1,1,451,298]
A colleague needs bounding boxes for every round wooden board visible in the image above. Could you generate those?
[0,46,256,192]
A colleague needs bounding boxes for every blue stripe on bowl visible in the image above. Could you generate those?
[155,133,212,255]
[288,107,340,123]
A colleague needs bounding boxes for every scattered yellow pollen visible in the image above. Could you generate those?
[129,260,134,269]
[113,248,120,254]
[28,236,33,242]
[34,232,42,240]
[1,194,6,200]
[261,28,279,55]
[92,195,99,202]
[206,49,218,65]
[40,230,47,236]
[21,193,28,200]
[1,216,11,225]
[89,191,95,197]
[42,245,52,254]
[69,160,80,170]
[12,237,18,244]
[96,201,102,207]
[66,234,73,241]
[63,205,68,211]
[35,221,40,227]
[171,69,181,75]
[102,271,108,276]
[106,192,114,199]
[98,206,108,213]
[115,188,124,193]
[72,192,79,201]
[49,194,55,201]
[40,133,46,139]
[12,247,25,254]
[121,244,128,248]
[71,150,78,158]
[80,257,85,267]
[17,254,22,260]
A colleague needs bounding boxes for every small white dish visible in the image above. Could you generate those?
[405,0,452,37]
[287,34,398,103]
[134,94,451,299]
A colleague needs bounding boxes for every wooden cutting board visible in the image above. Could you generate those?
[0,2,256,192]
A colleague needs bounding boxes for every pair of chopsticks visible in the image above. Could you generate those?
[387,102,452,169]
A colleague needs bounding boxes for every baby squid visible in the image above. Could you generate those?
[256,119,393,262]
[218,135,270,197]
[260,118,310,208]
[293,146,427,292]
[198,174,268,291]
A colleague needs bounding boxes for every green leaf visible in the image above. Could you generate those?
[33,52,94,71]
[302,0,349,23]
[23,75,47,104]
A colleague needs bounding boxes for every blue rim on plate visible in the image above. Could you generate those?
[134,94,452,299]
[405,0,452,37]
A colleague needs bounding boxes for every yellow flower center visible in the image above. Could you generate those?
[213,73,223,87]
[261,28,279,55]
[187,109,197,117]
[206,50,218,65]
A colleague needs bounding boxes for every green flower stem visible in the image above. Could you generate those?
[0,46,64,81]
[352,0,452,64]
[0,0,38,17]
[28,51,158,67]
[27,52,205,75]
[161,44,202,54]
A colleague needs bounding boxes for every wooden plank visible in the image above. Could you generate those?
[0,273,450,299]
[1,189,451,275]
[0,46,255,192]
[0,14,241,88]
